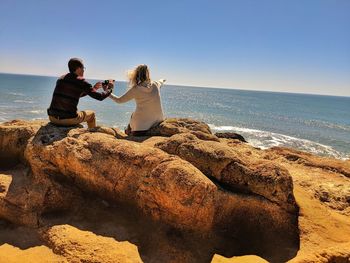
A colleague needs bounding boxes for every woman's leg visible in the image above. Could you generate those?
[125,113,134,135]
[125,124,132,135]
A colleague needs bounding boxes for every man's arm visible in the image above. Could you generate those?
[85,82,113,101]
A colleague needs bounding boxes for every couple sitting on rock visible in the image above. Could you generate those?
[47,58,166,136]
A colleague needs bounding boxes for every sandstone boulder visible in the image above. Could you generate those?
[25,125,218,232]
[18,122,299,261]
[145,118,220,141]
[214,132,247,142]
[8,119,350,262]
[150,118,212,135]
[150,133,297,213]
[263,147,350,216]
[41,225,142,263]
[266,147,350,178]
[0,120,45,167]
[0,165,83,227]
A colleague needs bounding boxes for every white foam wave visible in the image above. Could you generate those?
[8,92,25,96]
[14,100,34,104]
[211,102,231,109]
[209,124,349,160]
[29,110,44,114]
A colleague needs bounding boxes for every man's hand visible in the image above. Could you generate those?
[93,82,103,91]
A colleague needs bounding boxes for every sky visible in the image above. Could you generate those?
[0,0,349,96]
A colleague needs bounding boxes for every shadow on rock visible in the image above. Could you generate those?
[32,123,83,146]
[0,119,300,263]
[0,219,44,249]
[36,195,243,263]
[37,190,299,263]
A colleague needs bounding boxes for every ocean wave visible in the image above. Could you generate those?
[211,102,232,109]
[29,110,44,114]
[304,119,350,132]
[8,92,25,96]
[209,124,349,160]
[14,100,34,104]
[240,113,350,132]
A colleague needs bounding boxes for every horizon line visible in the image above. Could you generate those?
[1,71,349,99]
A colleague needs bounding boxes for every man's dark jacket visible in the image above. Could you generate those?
[48,73,111,119]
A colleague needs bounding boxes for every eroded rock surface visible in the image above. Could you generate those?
[0,120,44,167]
[266,147,350,178]
[0,165,82,227]
[145,118,220,142]
[25,127,218,232]
[149,133,297,213]
[1,118,349,262]
[214,132,247,142]
[41,225,142,263]
[264,147,350,216]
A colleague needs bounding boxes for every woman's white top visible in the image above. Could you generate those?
[109,80,165,131]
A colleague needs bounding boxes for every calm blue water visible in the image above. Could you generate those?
[1,73,349,159]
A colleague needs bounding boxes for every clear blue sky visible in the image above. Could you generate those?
[1,0,349,96]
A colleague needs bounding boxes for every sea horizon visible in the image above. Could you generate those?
[0,72,349,160]
[1,72,349,99]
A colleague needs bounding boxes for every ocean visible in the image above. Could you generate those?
[0,73,349,159]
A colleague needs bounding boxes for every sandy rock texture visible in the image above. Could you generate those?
[0,118,349,263]
[147,133,297,213]
[0,120,44,167]
[212,140,350,263]
[41,224,142,263]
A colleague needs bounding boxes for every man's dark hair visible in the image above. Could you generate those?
[68,58,84,73]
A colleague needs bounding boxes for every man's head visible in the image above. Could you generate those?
[68,58,85,76]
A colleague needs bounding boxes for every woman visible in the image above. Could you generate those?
[109,64,166,135]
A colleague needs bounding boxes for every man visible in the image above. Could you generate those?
[47,58,114,128]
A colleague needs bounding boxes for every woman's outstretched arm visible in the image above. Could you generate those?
[153,79,166,89]
[109,87,136,103]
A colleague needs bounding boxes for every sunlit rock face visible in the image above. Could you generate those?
[3,118,349,262]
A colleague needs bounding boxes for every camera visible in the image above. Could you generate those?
[101,79,115,92]
[102,79,114,86]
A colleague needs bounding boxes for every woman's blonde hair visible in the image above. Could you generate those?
[128,64,150,87]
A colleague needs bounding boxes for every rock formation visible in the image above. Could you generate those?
[147,133,297,213]
[1,118,350,263]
